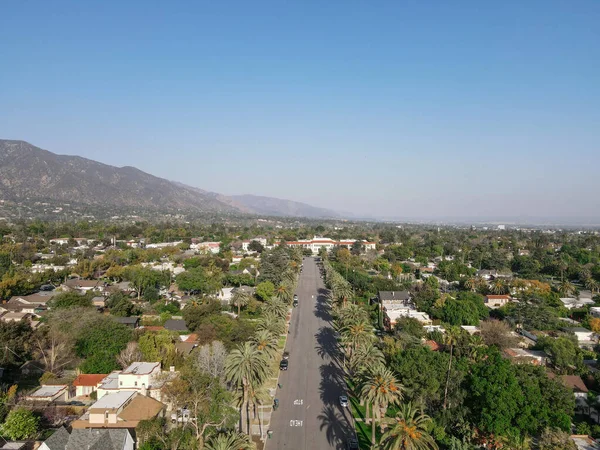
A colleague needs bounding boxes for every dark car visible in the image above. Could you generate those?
[347,437,359,449]
[293,299,298,307]
[279,360,288,371]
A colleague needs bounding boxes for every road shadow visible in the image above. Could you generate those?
[319,362,346,405]
[314,291,333,321]
[317,405,355,450]
[315,326,342,366]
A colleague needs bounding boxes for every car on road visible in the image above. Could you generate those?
[282,351,289,360]
[293,299,298,307]
[347,437,359,449]
[279,360,288,371]
[293,294,298,301]
[339,395,349,407]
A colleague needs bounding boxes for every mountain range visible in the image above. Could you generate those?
[0,139,340,218]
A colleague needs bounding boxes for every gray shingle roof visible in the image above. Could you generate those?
[164,319,188,331]
[43,427,130,450]
[378,291,411,302]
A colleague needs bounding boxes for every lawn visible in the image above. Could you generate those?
[355,419,382,449]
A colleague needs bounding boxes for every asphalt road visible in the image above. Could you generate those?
[267,257,354,450]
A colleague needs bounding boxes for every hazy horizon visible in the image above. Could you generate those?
[1,1,599,221]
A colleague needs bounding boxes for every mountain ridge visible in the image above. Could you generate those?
[0,139,339,218]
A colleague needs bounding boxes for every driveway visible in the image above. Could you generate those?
[266,257,354,449]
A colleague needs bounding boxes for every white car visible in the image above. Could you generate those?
[339,395,349,407]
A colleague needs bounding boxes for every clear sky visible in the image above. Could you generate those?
[1,1,599,221]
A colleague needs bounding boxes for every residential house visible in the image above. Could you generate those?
[591,307,600,318]
[484,295,512,309]
[190,241,221,254]
[92,296,106,309]
[241,238,268,252]
[571,435,600,450]
[461,326,480,335]
[504,348,548,365]
[377,290,432,327]
[73,374,107,397]
[40,427,134,450]
[0,441,26,449]
[278,237,376,255]
[25,385,70,403]
[217,287,235,305]
[6,292,56,314]
[565,327,595,344]
[114,317,140,329]
[96,362,174,402]
[164,319,188,332]
[548,374,589,399]
[0,312,32,323]
[561,297,595,310]
[71,391,165,430]
[63,279,107,294]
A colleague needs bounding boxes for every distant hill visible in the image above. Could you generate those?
[230,194,339,218]
[0,139,340,218]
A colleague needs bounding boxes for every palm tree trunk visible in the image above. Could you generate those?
[443,344,453,410]
[371,403,376,445]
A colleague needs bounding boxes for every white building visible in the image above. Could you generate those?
[145,241,183,249]
[95,362,173,403]
[279,236,376,255]
[40,427,134,450]
[242,238,268,252]
[191,241,221,254]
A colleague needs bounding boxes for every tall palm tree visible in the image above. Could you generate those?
[341,317,375,363]
[361,365,404,445]
[559,280,576,297]
[261,298,288,320]
[274,282,294,304]
[251,329,278,359]
[490,279,508,295]
[232,289,251,316]
[442,326,460,410]
[256,312,285,336]
[348,341,384,377]
[380,403,438,450]
[224,342,270,434]
[204,431,255,450]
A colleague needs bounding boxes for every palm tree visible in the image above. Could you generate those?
[252,329,278,359]
[490,279,508,295]
[224,342,270,434]
[232,289,251,317]
[261,298,288,320]
[559,280,576,297]
[256,312,285,336]
[274,282,294,304]
[464,277,476,292]
[204,431,255,450]
[380,403,438,450]
[348,341,384,377]
[341,317,375,363]
[584,277,599,295]
[442,326,460,410]
[361,365,404,445]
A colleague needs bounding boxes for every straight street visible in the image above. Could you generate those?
[267,257,354,450]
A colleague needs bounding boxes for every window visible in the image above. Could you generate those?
[134,381,138,386]
[105,411,109,420]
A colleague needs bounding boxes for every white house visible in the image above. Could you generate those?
[96,362,173,402]
[561,297,595,309]
[242,238,268,252]
[566,327,595,343]
[145,241,183,249]
[484,295,512,309]
[25,385,70,403]
[73,374,107,397]
[191,241,221,254]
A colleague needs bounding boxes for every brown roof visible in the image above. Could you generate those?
[143,326,165,332]
[424,340,441,351]
[184,333,199,343]
[117,394,164,422]
[548,373,589,393]
[486,295,511,300]
[73,374,107,387]
[9,293,55,304]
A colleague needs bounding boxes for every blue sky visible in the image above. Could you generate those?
[1,1,599,221]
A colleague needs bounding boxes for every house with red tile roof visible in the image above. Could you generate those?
[73,374,107,397]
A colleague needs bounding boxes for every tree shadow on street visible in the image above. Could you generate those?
[314,294,333,321]
[319,362,346,405]
[317,405,355,450]
[315,326,342,366]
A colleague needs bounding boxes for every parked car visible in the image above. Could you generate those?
[339,395,348,407]
[282,351,289,360]
[171,408,193,424]
[279,360,289,371]
[347,437,359,449]
[293,299,299,307]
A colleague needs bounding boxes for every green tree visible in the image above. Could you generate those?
[255,281,275,301]
[204,431,255,450]
[537,336,583,374]
[224,342,270,434]
[361,365,404,445]
[232,289,251,316]
[380,403,438,450]
[0,321,33,367]
[50,291,93,309]
[76,317,132,373]
[138,330,180,366]
[0,407,39,440]
[441,292,488,326]
[538,427,577,450]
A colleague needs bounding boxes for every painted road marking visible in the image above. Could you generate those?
[289,420,303,427]
[294,399,303,405]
